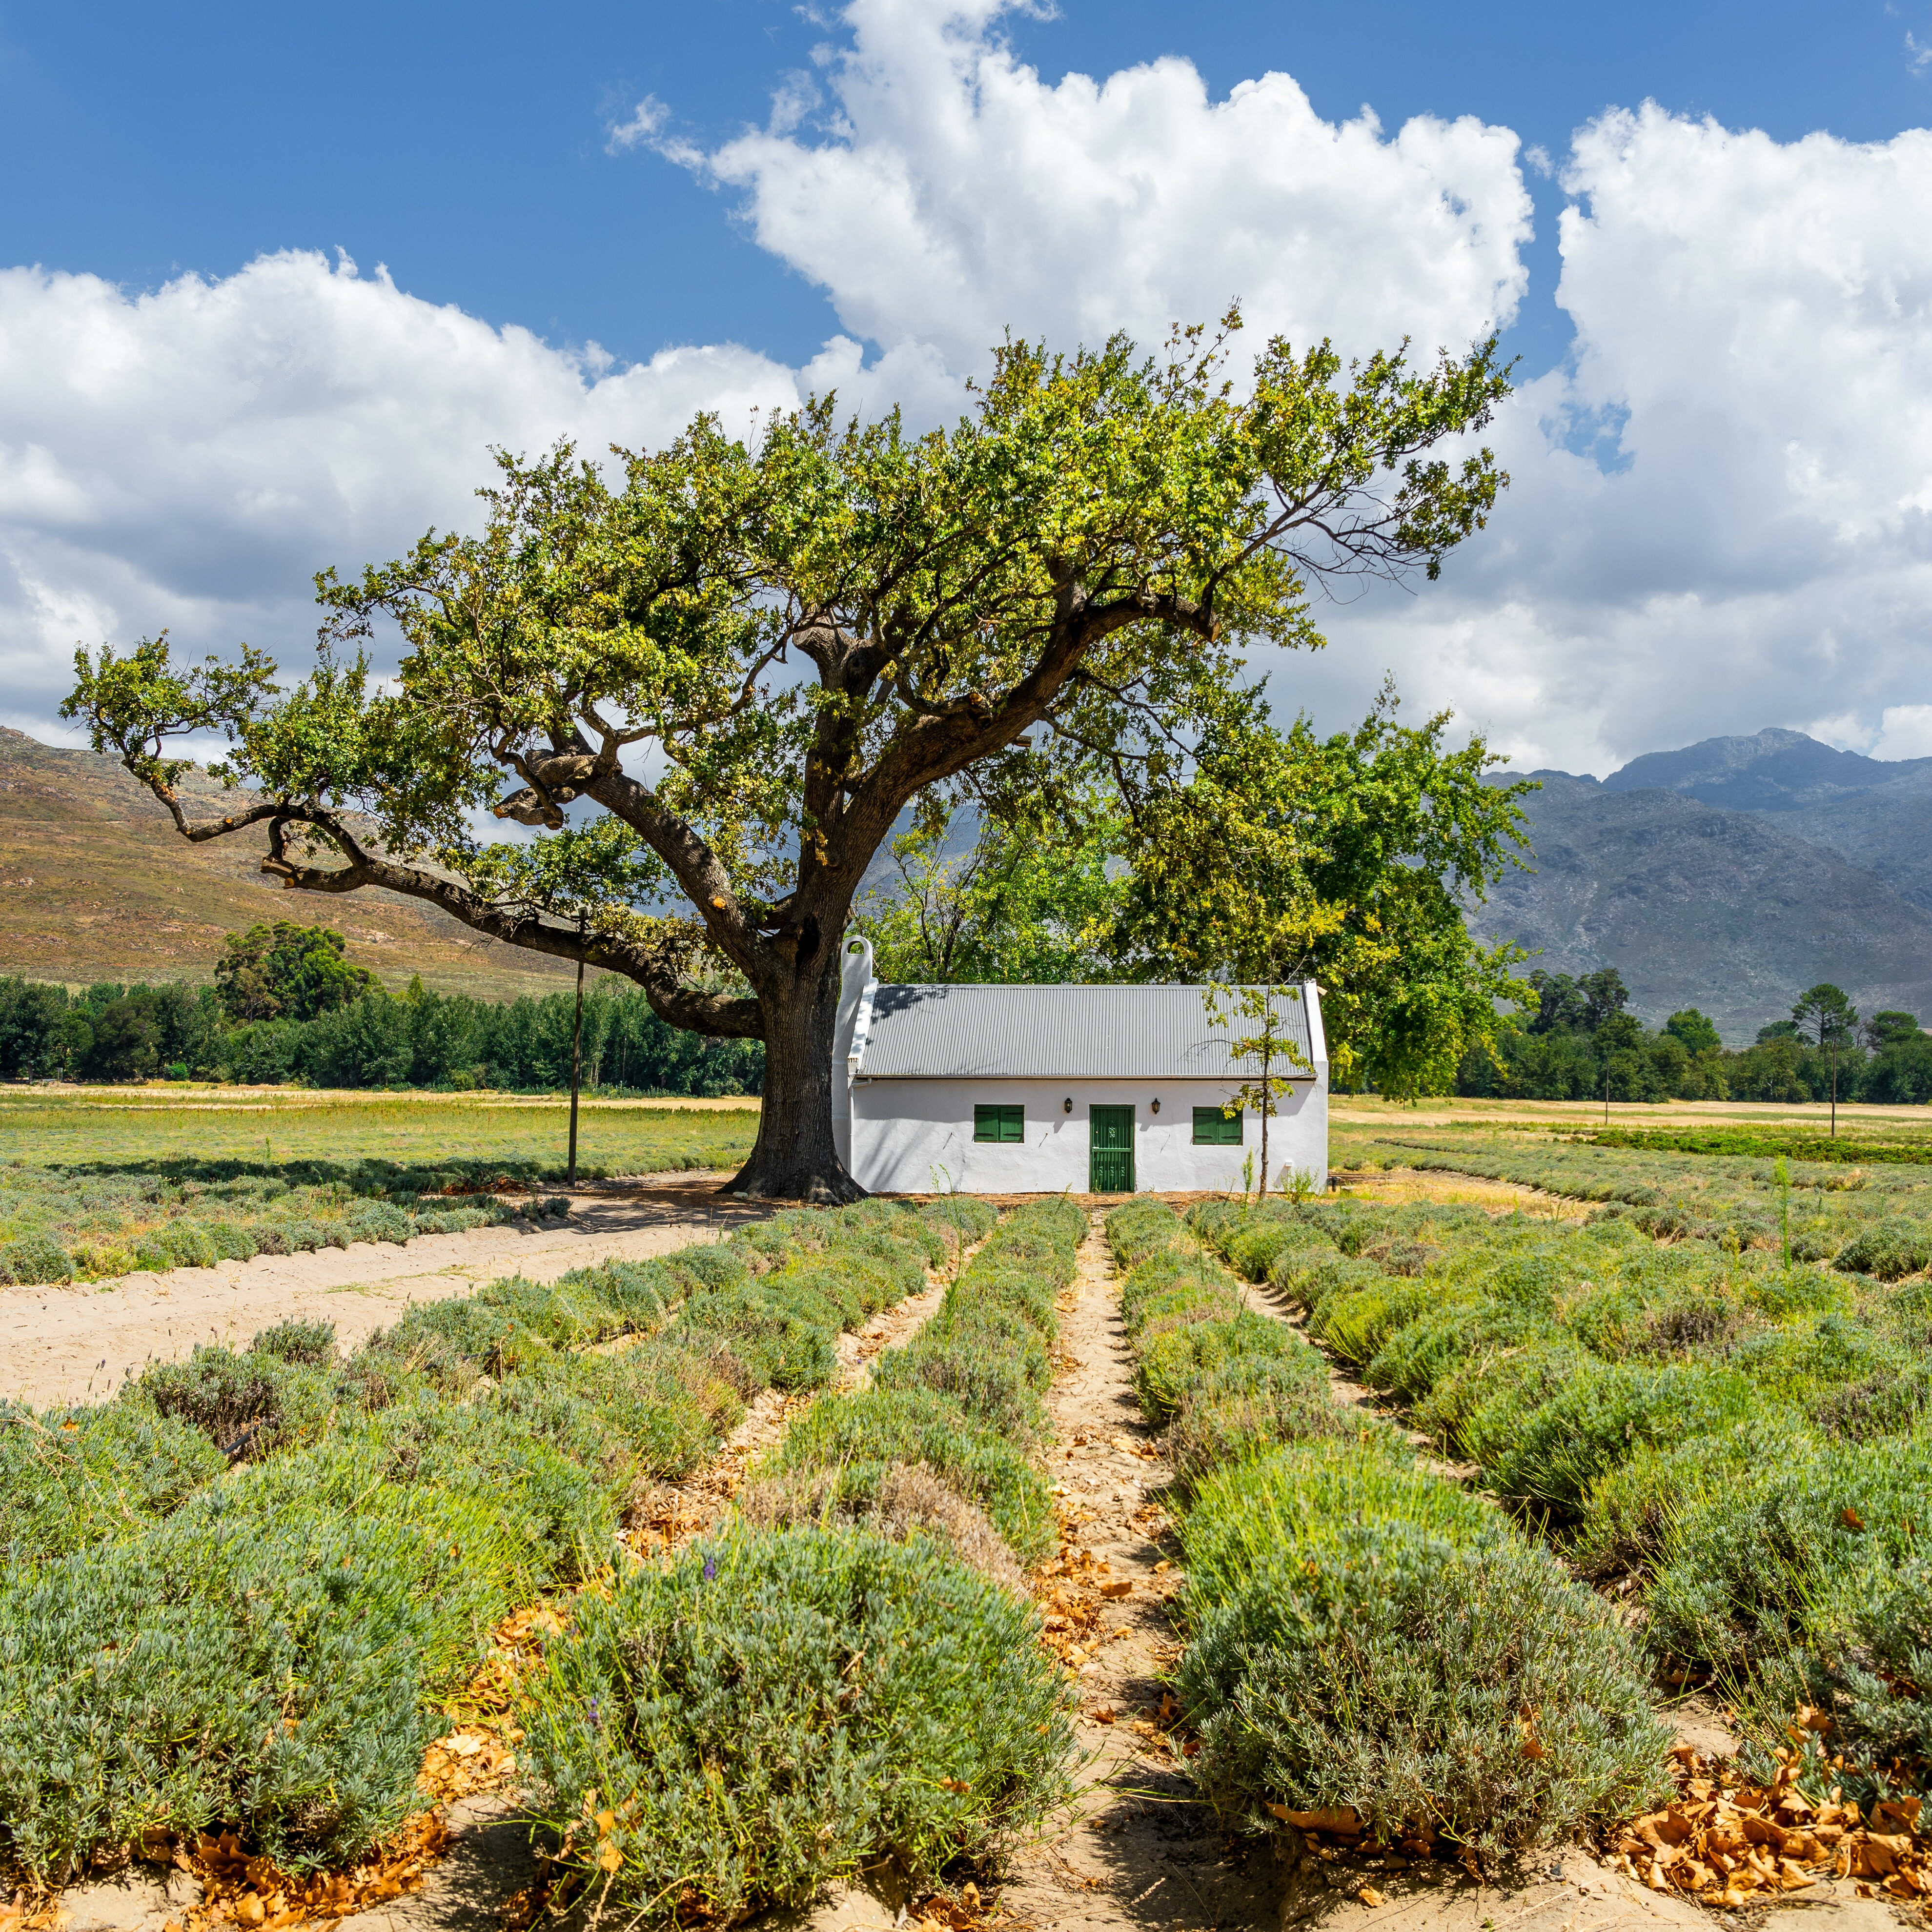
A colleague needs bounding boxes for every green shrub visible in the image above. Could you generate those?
[1566,1414,1809,1583]
[228,1400,615,1586]
[555,1256,679,1334]
[672,1244,753,1290]
[0,1402,224,1562]
[251,1317,338,1366]
[1135,1310,1309,1423]
[138,1344,337,1460]
[0,1502,506,1881]
[475,1273,630,1347]
[203,1218,260,1261]
[353,1297,551,1391]
[1318,1279,1434,1366]
[1107,1198,1185,1266]
[491,1343,742,1484]
[923,1195,997,1247]
[1292,1252,1389,1316]
[0,1233,75,1284]
[1365,1299,1550,1407]
[409,1204,496,1236]
[1122,1262,1237,1336]
[765,1388,1056,1562]
[873,1305,1051,1440]
[1414,1338,1592,1465]
[1833,1220,1932,1281]
[522,1528,1073,1928]
[1178,1443,1497,1620]
[737,1461,1027,1591]
[671,1281,837,1390]
[1168,1370,1402,1492]
[349,1202,414,1244]
[1483,1362,1757,1516]
[1176,1518,1669,1856]
[1647,1433,1932,1679]
[959,1261,1061,1334]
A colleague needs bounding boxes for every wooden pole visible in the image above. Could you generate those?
[567,920,586,1187]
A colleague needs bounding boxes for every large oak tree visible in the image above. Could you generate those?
[67,323,1511,1198]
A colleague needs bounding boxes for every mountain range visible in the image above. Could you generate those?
[4,723,1929,1042]
[1471,729,1932,1042]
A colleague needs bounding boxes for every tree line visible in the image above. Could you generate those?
[0,920,763,1095]
[1454,968,1932,1105]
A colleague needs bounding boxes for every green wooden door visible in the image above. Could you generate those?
[1089,1105,1136,1194]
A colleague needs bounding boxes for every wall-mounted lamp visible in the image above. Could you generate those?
[1150,1098,1161,1115]
[1062,1097,1073,1115]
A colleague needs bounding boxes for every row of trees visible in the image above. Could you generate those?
[1454,968,1932,1106]
[1454,969,1726,1103]
[0,925,762,1094]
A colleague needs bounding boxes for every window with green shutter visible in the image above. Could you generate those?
[1192,1106,1243,1145]
[974,1103,1024,1143]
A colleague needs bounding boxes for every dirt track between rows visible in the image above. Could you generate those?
[1,1176,767,1411]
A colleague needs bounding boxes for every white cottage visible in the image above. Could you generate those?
[831,939,1328,1195]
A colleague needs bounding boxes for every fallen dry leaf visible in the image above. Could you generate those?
[1608,1732,1932,1905]
[1268,1805,1363,1836]
[1357,1886,1385,1908]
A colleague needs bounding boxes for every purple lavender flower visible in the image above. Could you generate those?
[702,1555,718,1582]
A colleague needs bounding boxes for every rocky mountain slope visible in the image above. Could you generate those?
[1604,728,1932,911]
[0,728,579,997]
[7,722,1928,1042]
[1474,732,1932,1041]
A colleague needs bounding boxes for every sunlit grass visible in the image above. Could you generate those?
[0,1087,760,1173]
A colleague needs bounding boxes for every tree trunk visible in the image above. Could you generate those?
[1258,1037,1272,1200]
[724,950,863,1202]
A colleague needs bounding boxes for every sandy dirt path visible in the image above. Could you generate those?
[1,1176,768,1411]
[991,1212,1285,1932]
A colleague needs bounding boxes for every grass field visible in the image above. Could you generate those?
[0,1085,759,1171]
[0,1087,763,1283]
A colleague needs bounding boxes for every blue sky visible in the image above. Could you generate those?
[3,0,1932,775]
[5,0,1927,378]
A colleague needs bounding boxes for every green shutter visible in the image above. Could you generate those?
[974,1103,1024,1143]
[1192,1106,1242,1145]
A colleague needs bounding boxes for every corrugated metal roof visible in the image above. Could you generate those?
[854,982,1318,1081]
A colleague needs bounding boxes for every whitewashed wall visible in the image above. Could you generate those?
[848,1078,1328,1195]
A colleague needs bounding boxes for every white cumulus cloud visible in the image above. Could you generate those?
[1311,105,1932,774]
[681,0,1533,369]
[0,251,949,735]
[8,5,1932,787]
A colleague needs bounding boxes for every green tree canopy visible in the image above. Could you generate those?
[1664,1008,1722,1055]
[214,920,376,1023]
[1793,982,1858,1050]
[1863,1009,1921,1052]
[853,799,1119,985]
[66,319,1512,1196]
[855,688,1534,1098]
